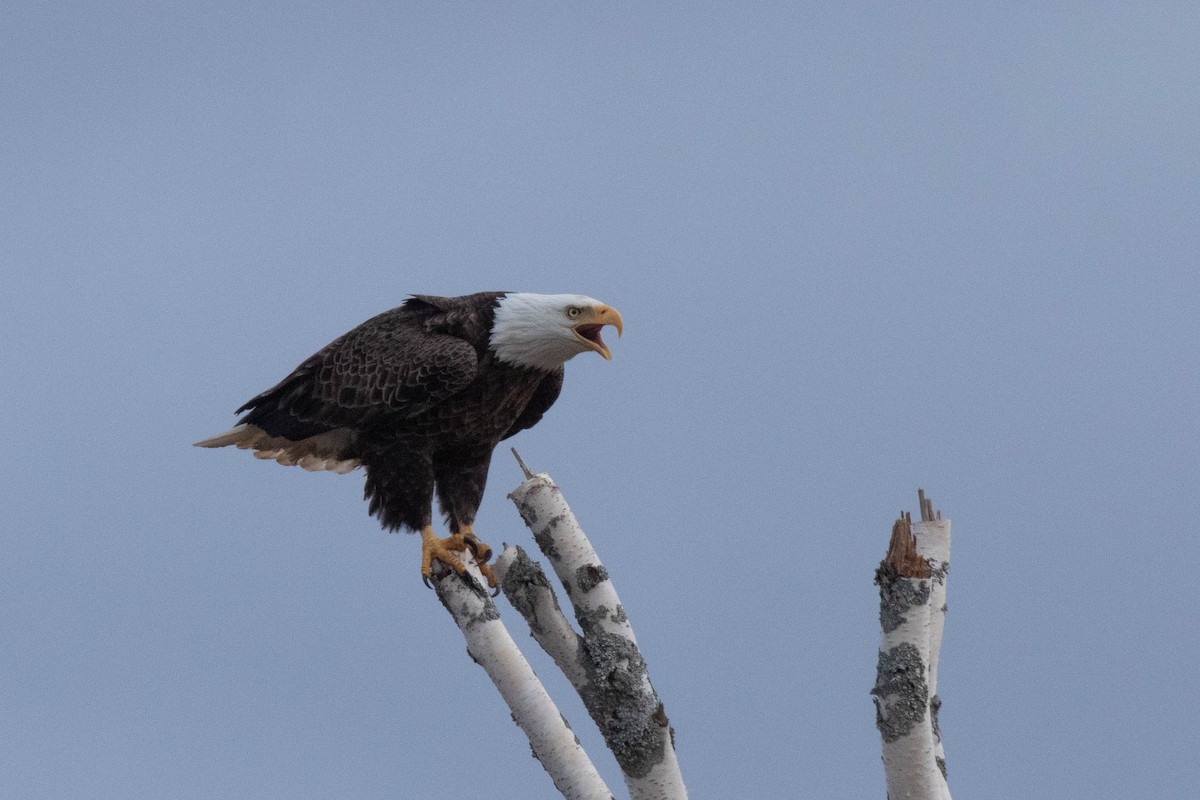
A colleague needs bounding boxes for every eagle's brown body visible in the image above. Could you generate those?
[198,291,621,584]
[207,292,563,534]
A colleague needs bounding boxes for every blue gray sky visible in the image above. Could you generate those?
[3,3,1198,798]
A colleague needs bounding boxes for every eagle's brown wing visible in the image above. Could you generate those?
[240,308,478,434]
[195,304,480,470]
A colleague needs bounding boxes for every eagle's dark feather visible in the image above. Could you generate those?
[208,291,565,533]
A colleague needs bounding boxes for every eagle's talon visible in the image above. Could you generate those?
[475,561,498,592]
[462,534,492,562]
[454,527,497,592]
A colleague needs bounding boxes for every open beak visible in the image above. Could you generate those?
[573,304,624,360]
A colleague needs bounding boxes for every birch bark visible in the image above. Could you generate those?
[430,556,614,800]
[914,490,951,782]
[503,463,687,800]
[872,497,952,800]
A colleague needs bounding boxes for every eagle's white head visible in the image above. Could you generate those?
[490,293,624,370]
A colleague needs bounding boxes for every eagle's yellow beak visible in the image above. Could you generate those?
[573,304,623,360]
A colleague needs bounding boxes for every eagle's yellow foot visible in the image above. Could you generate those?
[419,526,498,594]
[420,527,470,588]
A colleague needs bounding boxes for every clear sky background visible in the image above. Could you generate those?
[3,3,1197,798]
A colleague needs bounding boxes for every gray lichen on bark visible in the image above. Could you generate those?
[930,693,941,740]
[432,563,501,626]
[573,603,627,632]
[499,546,567,635]
[874,564,931,634]
[574,630,667,779]
[930,694,947,779]
[528,513,570,561]
[871,641,929,742]
[576,563,610,593]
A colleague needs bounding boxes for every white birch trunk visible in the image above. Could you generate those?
[914,490,951,782]
[504,465,687,800]
[430,556,615,800]
[492,545,587,686]
[873,501,952,800]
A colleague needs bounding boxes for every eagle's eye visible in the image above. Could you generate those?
[566,306,582,319]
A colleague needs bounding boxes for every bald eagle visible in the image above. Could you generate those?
[196,292,623,587]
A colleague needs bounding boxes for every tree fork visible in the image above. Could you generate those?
[502,451,687,800]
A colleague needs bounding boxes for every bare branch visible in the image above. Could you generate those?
[511,447,535,480]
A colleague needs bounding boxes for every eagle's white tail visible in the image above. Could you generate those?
[194,424,360,474]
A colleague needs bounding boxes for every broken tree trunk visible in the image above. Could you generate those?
[872,491,952,800]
